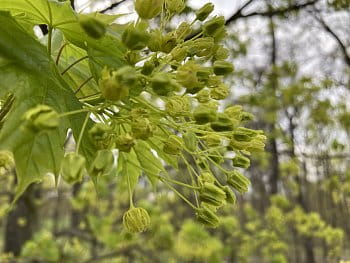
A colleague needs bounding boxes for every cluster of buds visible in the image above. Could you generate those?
[19,1,266,231]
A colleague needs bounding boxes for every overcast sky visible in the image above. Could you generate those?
[76,0,236,17]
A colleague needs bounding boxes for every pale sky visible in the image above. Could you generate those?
[76,0,236,17]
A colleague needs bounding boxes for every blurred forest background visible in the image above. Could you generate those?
[1,0,350,262]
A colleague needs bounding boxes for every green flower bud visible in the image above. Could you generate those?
[99,67,133,101]
[99,78,129,101]
[226,170,250,193]
[198,171,216,185]
[161,32,178,53]
[213,60,234,75]
[130,108,149,120]
[207,75,222,87]
[183,131,198,152]
[200,182,226,207]
[210,84,229,100]
[148,29,163,52]
[196,89,211,103]
[115,133,135,152]
[165,0,185,14]
[229,138,250,151]
[210,113,233,131]
[61,153,86,184]
[233,127,257,142]
[213,44,229,60]
[165,95,190,117]
[196,3,214,21]
[123,207,151,233]
[202,16,225,37]
[22,104,59,132]
[151,73,176,96]
[175,22,192,39]
[0,151,14,169]
[196,205,219,228]
[232,154,250,169]
[189,37,215,57]
[176,61,201,89]
[79,16,106,39]
[125,50,141,65]
[196,67,212,85]
[224,105,242,125]
[90,150,114,176]
[170,46,188,62]
[193,105,217,124]
[240,111,254,122]
[89,122,114,149]
[131,118,153,140]
[141,60,155,75]
[135,0,164,19]
[122,23,150,50]
[222,185,236,204]
[246,139,265,152]
[212,26,227,42]
[203,134,222,147]
[163,135,183,155]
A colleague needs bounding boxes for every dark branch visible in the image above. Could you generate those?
[226,0,319,24]
[99,0,128,13]
[313,14,350,67]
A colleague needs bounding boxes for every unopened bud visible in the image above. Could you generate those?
[202,16,225,37]
[79,16,106,39]
[232,154,250,168]
[213,60,234,75]
[131,118,153,140]
[22,105,59,132]
[226,170,250,193]
[89,123,114,149]
[61,153,86,184]
[196,89,211,103]
[90,150,114,176]
[183,132,198,152]
[193,106,217,124]
[196,205,220,228]
[210,84,229,100]
[203,134,222,147]
[135,0,164,19]
[163,135,183,155]
[123,207,151,233]
[115,133,135,152]
[210,113,233,132]
[166,0,185,14]
[151,73,177,96]
[122,23,150,50]
[196,3,214,21]
[200,182,226,207]
[222,186,236,204]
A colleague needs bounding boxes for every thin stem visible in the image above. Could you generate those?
[125,154,134,208]
[58,108,91,118]
[48,27,53,56]
[56,43,69,65]
[76,113,90,154]
[161,179,197,209]
[61,56,89,75]
[78,92,101,101]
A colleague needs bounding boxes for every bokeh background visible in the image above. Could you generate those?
[1,0,350,262]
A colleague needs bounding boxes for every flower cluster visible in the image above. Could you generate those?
[21,0,266,231]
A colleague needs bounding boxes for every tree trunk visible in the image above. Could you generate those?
[4,183,40,256]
